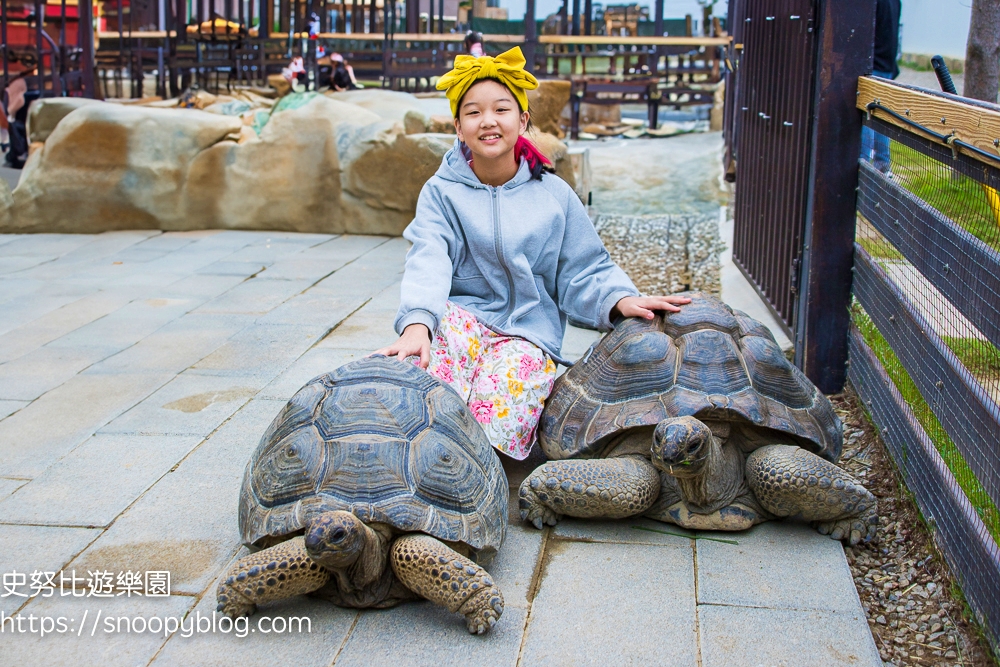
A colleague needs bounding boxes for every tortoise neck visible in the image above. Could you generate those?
[674,434,744,513]
[327,522,390,593]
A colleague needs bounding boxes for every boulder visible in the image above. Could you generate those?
[328,89,450,125]
[27,97,101,143]
[403,109,430,134]
[428,115,456,134]
[525,127,575,192]
[5,96,452,236]
[526,79,571,138]
[12,103,242,232]
[267,73,292,98]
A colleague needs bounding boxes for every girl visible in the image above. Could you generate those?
[374,47,689,460]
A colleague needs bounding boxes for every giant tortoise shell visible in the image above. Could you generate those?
[539,292,842,462]
[239,356,507,564]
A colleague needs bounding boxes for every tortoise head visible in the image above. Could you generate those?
[651,416,714,479]
[304,511,368,570]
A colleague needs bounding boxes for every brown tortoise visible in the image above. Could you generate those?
[519,293,878,545]
[216,356,507,634]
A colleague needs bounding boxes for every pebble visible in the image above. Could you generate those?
[594,213,724,296]
[834,396,990,667]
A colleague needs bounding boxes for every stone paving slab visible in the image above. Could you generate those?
[0,372,175,478]
[0,288,144,364]
[258,348,370,401]
[3,593,196,667]
[696,521,862,613]
[67,398,285,595]
[0,344,114,401]
[189,324,325,381]
[551,515,697,546]
[0,476,28,499]
[518,540,698,666]
[0,434,203,527]
[99,372,265,436]
[0,399,27,420]
[82,313,255,376]
[0,524,102,598]
[336,604,528,667]
[698,605,881,667]
[153,588,356,667]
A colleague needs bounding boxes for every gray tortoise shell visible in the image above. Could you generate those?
[539,293,842,462]
[239,356,508,560]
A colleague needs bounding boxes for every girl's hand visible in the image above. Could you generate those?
[372,324,432,369]
[613,295,692,320]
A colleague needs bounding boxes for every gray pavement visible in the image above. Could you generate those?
[0,230,879,666]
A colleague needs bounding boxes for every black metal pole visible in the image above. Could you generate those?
[653,0,662,74]
[36,0,45,91]
[523,0,535,73]
[437,0,442,33]
[559,0,567,35]
[78,0,97,97]
[583,0,591,36]
[571,0,579,35]
[794,0,877,393]
[1,0,8,93]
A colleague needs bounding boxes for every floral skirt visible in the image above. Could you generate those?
[423,301,557,460]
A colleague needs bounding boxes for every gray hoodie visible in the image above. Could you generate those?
[394,141,639,364]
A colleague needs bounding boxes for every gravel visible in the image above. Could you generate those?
[834,390,997,667]
[594,212,724,295]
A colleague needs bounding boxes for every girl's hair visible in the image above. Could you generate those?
[456,76,553,181]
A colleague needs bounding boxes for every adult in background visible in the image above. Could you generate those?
[861,0,901,175]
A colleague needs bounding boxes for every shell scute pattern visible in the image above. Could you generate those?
[674,329,752,396]
[739,335,813,409]
[251,425,326,508]
[539,293,842,462]
[239,357,507,558]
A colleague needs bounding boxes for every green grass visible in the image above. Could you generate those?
[890,142,1000,252]
[852,304,1000,543]
[856,235,905,260]
[942,336,1000,380]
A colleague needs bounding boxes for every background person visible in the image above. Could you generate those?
[862,0,901,174]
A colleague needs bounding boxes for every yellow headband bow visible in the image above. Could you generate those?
[437,46,539,117]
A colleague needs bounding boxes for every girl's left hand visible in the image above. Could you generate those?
[614,295,692,320]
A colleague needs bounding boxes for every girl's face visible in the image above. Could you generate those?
[454,79,529,163]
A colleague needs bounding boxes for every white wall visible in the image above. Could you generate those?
[900,0,971,59]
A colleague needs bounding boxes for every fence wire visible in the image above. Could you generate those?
[853,114,1000,648]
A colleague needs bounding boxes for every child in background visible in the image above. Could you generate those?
[374,47,689,460]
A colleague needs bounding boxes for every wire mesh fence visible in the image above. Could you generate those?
[850,103,1000,650]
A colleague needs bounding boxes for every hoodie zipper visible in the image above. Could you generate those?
[490,185,516,325]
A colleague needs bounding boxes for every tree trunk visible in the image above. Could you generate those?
[965,0,1000,102]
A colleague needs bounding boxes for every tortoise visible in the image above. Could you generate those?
[519,292,877,545]
[216,356,508,634]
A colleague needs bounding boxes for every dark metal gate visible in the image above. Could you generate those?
[729,0,817,329]
[724,0,875,392]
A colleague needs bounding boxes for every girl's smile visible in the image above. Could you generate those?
[454,79,529,186]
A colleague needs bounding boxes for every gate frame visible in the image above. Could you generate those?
[793,0,876,393]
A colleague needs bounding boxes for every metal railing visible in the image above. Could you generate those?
[850,75,1000,651]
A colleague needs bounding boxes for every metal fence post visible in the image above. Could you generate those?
[793,0,876,393]
[524,0,537,74]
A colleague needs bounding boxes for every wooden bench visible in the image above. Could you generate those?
[569,78,659,138]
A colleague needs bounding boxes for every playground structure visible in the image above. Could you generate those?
[0,0,727,110]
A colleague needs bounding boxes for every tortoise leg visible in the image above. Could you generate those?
[216,536,330,618]
[518,456,661,528]
[746,445,878,545]
[390,534,504,635]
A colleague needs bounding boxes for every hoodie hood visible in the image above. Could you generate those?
[436,140,534,189]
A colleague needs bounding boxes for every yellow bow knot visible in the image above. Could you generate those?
[437,46,539,117]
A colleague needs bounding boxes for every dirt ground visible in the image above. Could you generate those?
[834,391,997,667]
